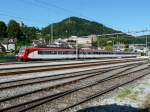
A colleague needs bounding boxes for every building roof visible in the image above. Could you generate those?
[2,38,17,44]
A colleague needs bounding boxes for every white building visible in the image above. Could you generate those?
[129,44,147,53]
[113,44,126,52]
[2,38,17,52]
[66,35,97,48]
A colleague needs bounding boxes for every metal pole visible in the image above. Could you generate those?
[76,38,78,60]
[145,28,148,56]
[146,34,148,56]
[113,38,114,52]
[51,24,53,43]
[117,34,118,45]
[97,37,99,49]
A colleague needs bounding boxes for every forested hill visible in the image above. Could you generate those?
[41,17,121,38]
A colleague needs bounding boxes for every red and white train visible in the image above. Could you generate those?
[17,47,140,61]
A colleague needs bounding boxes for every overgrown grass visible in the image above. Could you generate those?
[143,94,150,111]
[0,53,16,56]
[117,88,132,99]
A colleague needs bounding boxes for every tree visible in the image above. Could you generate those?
[41,17,119,39]
[7,20,22,39]
[105,45,113,51]
[0,21,7,39]
[21,25,37,40]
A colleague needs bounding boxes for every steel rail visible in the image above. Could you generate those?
[0,63,146,112]
[0,59,146,76]
[0,62,142,90]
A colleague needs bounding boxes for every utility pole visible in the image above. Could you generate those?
[76,38,78,60]
[51,23,53,43]
[97,36,99,49]
[113,37,115,52]
[145,28,148,56]
[117,34,118,45]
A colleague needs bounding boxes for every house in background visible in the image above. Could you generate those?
[65,35,97,48]
[0,43,5,53]
[113,44,126,52]
[2,38,17,52]
[32,39,47,47]
[129,44,147,53]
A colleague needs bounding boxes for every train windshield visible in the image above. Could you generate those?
[19,48,25,53]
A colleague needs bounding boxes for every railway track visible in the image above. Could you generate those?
[0,58,144,66]
[0,62,143,90]
[0,62,147,112]
[0,58,146,76]
[0,60,65,65]
[0,62,138,103]
[23,66,150,112]
[60,73,150,112]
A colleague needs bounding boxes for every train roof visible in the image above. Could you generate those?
[23,47,111,52]
[22,47,136,53]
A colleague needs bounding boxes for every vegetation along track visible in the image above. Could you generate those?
[0,62,146,112]
[0,58,145,76]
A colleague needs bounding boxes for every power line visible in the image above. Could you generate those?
[0,12,44,26]
[21,0,96,22]
[36,0,96,21]
[0,12,31,21]
[97,29,150,37]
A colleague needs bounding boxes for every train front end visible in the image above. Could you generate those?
[17,48,28,61]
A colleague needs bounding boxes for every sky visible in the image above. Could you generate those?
[0,0,150,33]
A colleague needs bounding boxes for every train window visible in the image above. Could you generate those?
[45,51,49,54]
[82,52,86,54]
[19,48,25,53]
[80,52,83,54]
[58,51,61,54]
[38,51,43,54]
[69,51,72,54]
[54,51,57,54]
[64,51,68,54]
[38,51,51,55]
[80,52,85,54]
[70,51,75,54]
[51,51,54,54]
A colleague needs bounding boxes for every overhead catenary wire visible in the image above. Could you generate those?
[20,0,96,22]
[1,0,150,37]
[0,11,48,26]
